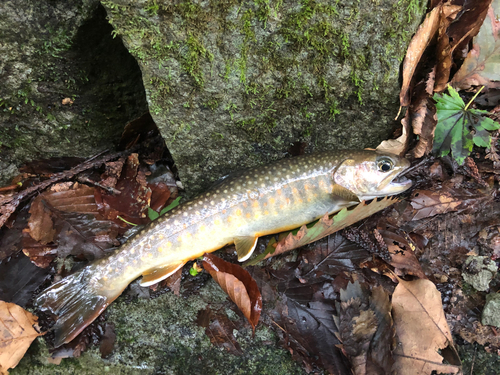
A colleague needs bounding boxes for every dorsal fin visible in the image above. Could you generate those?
[234,236,258,262]
[331,184,360,203]
[140,261,185,287]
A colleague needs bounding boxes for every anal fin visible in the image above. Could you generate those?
[140,262,185,287]
[234,236,258,262]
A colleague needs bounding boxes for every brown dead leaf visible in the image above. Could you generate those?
[400,5,442,107]
[434,4,464,92]
[410,70,438,158]
[27,196,56,245]
[376,112,410,157]
[202,253,262,331]
[26,185,97,245]
[392,278,461,375]
[264,197,398,260]
[408,188,488,221]
[0,301,43,374]
[95,153,152,226]
[376,225,426,279]
[452,1,500,90]
[336,282,394,375]
[447,0,492,61]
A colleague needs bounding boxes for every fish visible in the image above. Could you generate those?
[36,150,412,346]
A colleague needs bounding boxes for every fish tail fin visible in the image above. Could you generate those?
[36,268,120,347]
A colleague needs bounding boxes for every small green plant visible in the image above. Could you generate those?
[433,86,500,165]
[147,196,182,221]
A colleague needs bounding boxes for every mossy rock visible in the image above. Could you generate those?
[0,0,148,185]
[12,280,306,375]
[101,0,426,195]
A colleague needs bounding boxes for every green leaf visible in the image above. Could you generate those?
[147,207,160,221]
[189,266,199,276]
[159,196,182,216]
[148,196,183,221]
[433,86,500,164]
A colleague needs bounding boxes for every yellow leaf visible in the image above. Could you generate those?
[0,301,43,374]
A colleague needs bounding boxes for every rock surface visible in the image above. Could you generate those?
[0,0,148,185]
[101,0,426,195]
[461,255,497,292]
[12,279,306,375]
[482,293,500,328]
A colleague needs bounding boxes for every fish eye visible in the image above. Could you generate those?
[378,158,394,172]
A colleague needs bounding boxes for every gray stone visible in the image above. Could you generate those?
[0,0,148,185]
[482,293,500,328]
[462,256,498,292]
[101,0,426,195]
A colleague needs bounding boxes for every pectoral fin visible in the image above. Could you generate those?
[234,236,258,262]
[140,261,185,287]
[332,184,360,203]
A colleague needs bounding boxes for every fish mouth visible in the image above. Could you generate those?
[362,166,413,200]
[378,164,413,195]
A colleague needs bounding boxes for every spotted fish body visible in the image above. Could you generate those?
[36,150,412,346]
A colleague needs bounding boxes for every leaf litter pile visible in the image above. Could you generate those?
[1,2,500,374]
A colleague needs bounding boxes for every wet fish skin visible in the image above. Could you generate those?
[36,150,412,346]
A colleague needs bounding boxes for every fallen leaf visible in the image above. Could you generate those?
[433,4,464,92]
[376,226,426,278]
[410,70,437,158]
[295,233,370,284]
[118,113,158,150]
[50,209,120,260]
[0,301,43,374]
[27,196,56,245]
[202,253,262,331]
[452,0,500,90]
[99,323,116,359]
[26,184,98,246]
[400,5,442,107]
[409,187,489,221]
[0,253,50,307]
[95,153,152,226]
[392,278,461,375]
[447,0,492,57]
[202,310,243,356]
[280,298,350,374]
[266,197,398,260]
[335,282,394,375]
[376,112,410,157]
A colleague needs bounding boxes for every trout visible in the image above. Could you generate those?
[36,150,412,346]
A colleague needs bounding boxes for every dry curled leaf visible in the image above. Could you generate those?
[0,301,43,374]
[202,253,262,331]
[392,279,461,375]
[376,112,410,157]
[400,5,441,107]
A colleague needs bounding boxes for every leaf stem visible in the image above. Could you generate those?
[117,215,137,226]
[464,86,485,111]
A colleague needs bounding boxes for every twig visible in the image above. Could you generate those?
[76,176,121,195]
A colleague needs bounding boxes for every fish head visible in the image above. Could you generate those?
[333,151,412,200]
